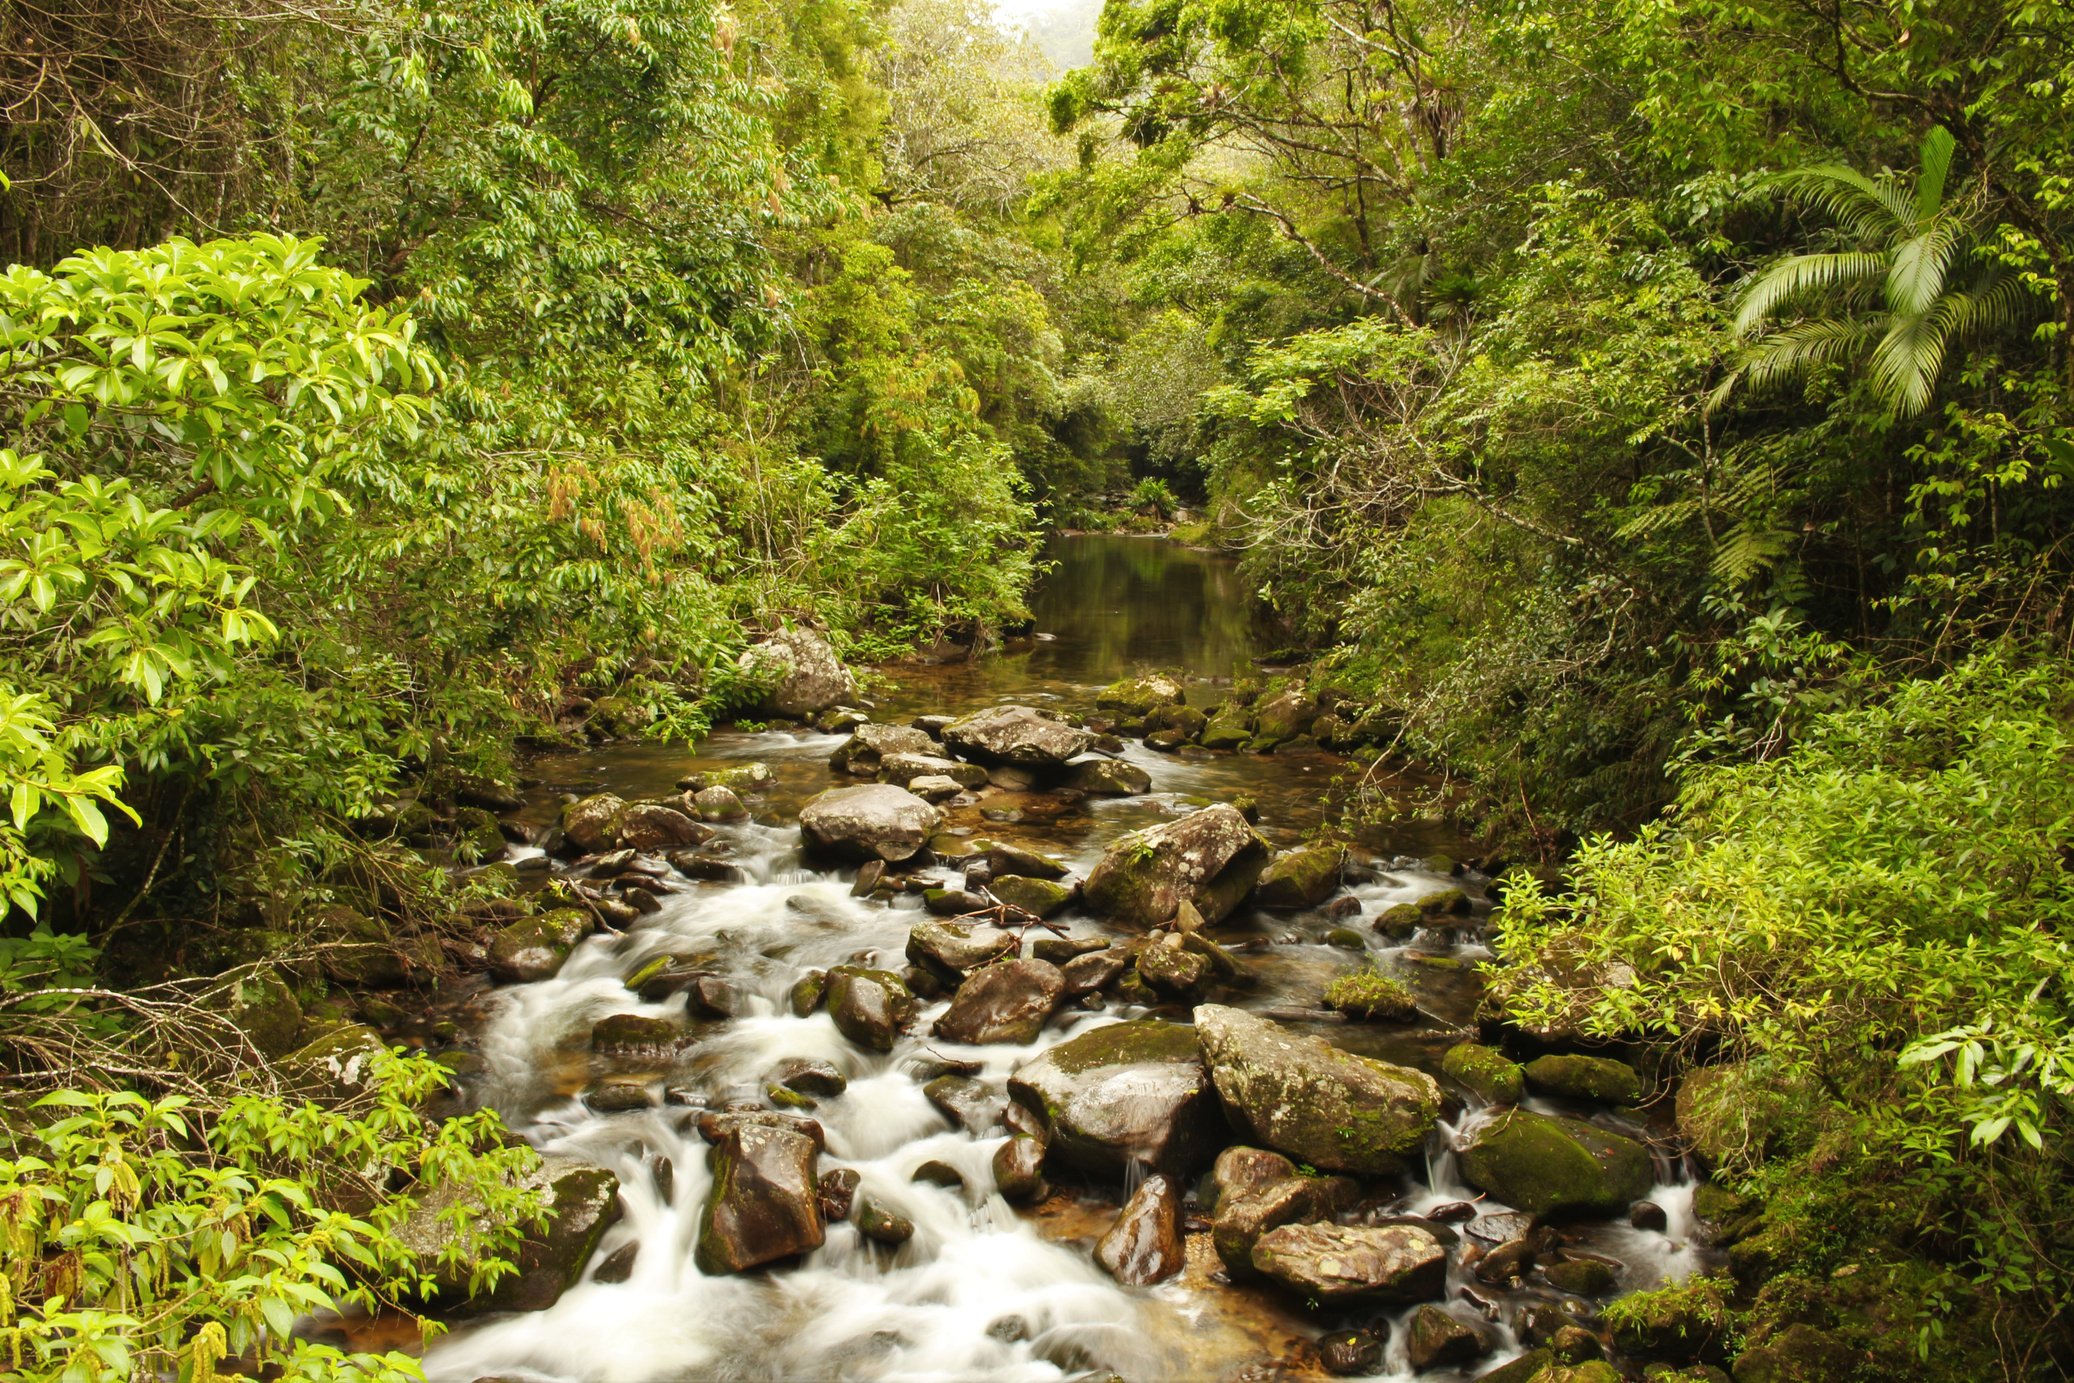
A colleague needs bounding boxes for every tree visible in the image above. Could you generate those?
[1725,127,2038,417]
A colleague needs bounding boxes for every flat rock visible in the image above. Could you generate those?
[942,705,1095,767]
[798,784,940,863]
[1250,1221,1448,1302]
[933,959,1066,1045]
[1005,1019,1223,1176]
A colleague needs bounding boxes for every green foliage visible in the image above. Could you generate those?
[1493,651,2074,1334]
[1321,965,1417,1022]
[0,1055,543,1383]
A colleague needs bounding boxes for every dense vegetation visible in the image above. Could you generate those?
[4,0,2072,1376]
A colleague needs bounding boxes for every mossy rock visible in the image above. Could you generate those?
[990,874,1072,918]
[1729,1325,1858,1383]
[1416,886,1469,915]
[1474,1349,1554,1383]
[1602,1274,1732,1360]
[824,965,917,1051]
[1096,673,1185,717]
[451,806,508,863]
[1676,1063,1786,1170]
[1457,1109,1654,1217]
[1372,901,1426,938]
[1200,705,1252,749]
[1145,703,1208,738]
[1525,1053,1644,1105]
[488,908,594,983]
[1443,1042,1525,1104]
[560,793,628,852]
[208,967,305,1058]
[1323,968,1418,1021]
[1255,843,1348,910]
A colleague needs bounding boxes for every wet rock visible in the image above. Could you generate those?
[1250,1222,1448,1302]
[987,842,1070,879]
[1094,1174,1184,1285]
[1372,902,1426,938]
[1200,703,1252,749]
[1194,1004,1442,1175]
[738,628,855,719]
[399,1154,621,1312]
[617,803,710,852]
[831,723,938,777]
[695,1120,825,1273]
[679,762,775,795]
[1543,1254,1620,1295]
[799,784,940,863]
[789,969,828,1017]
[771,1058,847,1098]
[883,751,988,789]
[1443,1042,1526,1105]
[1417,886,1470,916]
[671,849,744,884]
[691,785,748,822]
[942,705,1095,767]
[1097,673,1185,717]
[1473,1238,1536,1285]
[1071,759,1153,795]
[824,966,918,1051]
[696,1108,828,1149]
[855,1198,915,1245]
[1525,1054,1643,1105]
[589,1012,686,1054]
[911,1159,965,1189]
[1211,1173,1317,1277]
[590,1240,639,1284]
[1254,844,1348,910]
[1061,946,1128,996]
[1319,1328,1386,1376]
[1005,1019,1224,1176]
[1457,1110,1655,1218]
[923,1074,1003,1133]
[1473,1350,1555,1383]
[1630,1200,1668,1231]
[688,974,744,1019]
[992,1134,1049,1202]
[923,886,989,915]
[989,874,1073,918]
[1136,934,1215,999]
[816,1167,859,1221]
[562,794,629,853]
[1405,1305,1489,1371]
[585,1076,654,1113]
[1084,804,1271,929]
[933,959,1066,1045]
[1033,933,1108,964]
[488,909,594,983]
[1249,687,1315,747]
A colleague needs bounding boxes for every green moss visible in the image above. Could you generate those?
[1457,1109,1653,1217]
[1441,1042,1525,1104]
[1322,967,1418,1021]
[1601,1274,1734,1359]
[1525,1053,1644,1104]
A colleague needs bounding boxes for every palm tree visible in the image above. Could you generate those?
[1721,126,2033,418]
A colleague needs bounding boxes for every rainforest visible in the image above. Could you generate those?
[1,0,2070,1379]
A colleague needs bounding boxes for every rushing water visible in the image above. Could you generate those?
[415,534,1708,1383]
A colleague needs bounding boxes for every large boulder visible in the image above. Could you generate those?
[615,803,710,852]
[1250,1222,1447,1302]
[798,784,940,863]
[1194,1004,1441,1175]
[737,628,855,719]
[1253,844,1348,910]
[208,967,305,1059]
[1071,759,1154,796]
[1082,804,1271,929]
[1248,687,1315,747]
[1006,1019,1224,1176]
[933,959,1066,1045]
[694,1121,825,1273]
[1095,1173,1185,1285]
[941,705,1095,767]
[397,1154,621,1312]
[487,908,594,983]
[1456,1110,1655,1217]
[830,723,938,777]
[1524,1053,1643,1105]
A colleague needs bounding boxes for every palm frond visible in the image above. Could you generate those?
[1734,252,1886,336]
[1769,165,1906,241]
[1942,266,2039,339]
[1885,216,1968,318]
[1740,317,1883,394]
[1869,309,1953,417]
[1913,126,1957,225]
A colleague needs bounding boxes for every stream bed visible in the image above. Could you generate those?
[410,535,1712,1383]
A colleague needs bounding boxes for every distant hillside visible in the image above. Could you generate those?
[995,0,1100,68]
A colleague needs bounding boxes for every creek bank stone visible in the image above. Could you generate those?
[738,628,855,719]
[1250,1222,1448,1302]
[561,794,628,853]
[1005,1019,1223,1176]
[1456,1110,1654,1218]
[1095,1174,1184,1285]
[942,705,1095,767]
[1405,1306,1489,1371]
[1195,1004,1441,1175]
[695,1120,824,1273]
[398,1154,621,1312]
[1071,759,1154,795]
[933,959,1066,1045]
[992,1134,1049,1202]
[798,784,940,863]
[1083,804,1271,929]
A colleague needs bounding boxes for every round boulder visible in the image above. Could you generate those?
[798,784,940,863]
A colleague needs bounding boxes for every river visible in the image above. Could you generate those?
[415,534,1706,1383]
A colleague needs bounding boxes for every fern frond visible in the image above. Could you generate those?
[1734,252,1886,336]
[1768,165,1904,241]
[1913,126,1957,225]
[1885,216,1968,318]
[1710,522,1791,587]
[1869,308,1954,417]
[1615,497,1704,541]
[1740,317,1882,393]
